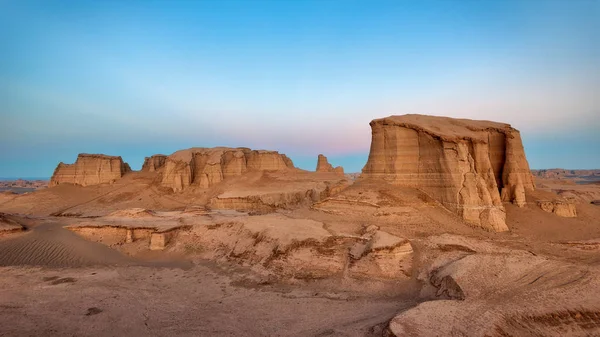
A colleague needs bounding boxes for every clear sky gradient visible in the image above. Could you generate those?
[1,0,599,178]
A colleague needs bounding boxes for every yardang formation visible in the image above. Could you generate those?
[50,154,131,187]
[316,154,344,174]
[361,114,535,232]
[160,147,295,192]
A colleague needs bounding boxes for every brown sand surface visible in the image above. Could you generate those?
[0,222,134,267]
[0,172,193,217]
[0,263,416,337]
[0,222,189,269]
[0,216,417,336]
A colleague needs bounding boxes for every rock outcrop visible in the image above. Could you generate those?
[361,114,535,232]
[0,212,25,233]
[388,234,600,337]
[532,169,600,180]
[315,154,344,174]
[161,147,295,192]
[538,200,577,217]
[50,154,131,187]
[141,155,167,172]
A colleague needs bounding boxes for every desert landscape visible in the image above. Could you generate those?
[1,114,599,336]
[3,1,598,336]
[0,179,47,194]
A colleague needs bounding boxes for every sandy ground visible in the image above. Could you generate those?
[0,220,417,336]
[0,265,416,337]
[0,222,137,267]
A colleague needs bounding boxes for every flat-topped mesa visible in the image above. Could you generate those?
[361,114,535,232]
[161,147,295,192]
[50,154,131,187]
[141,154,167,172]
[316,154,344,175]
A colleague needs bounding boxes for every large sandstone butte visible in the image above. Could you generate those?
[315,154,344,175]
[161,147,295,192]
[361,114,535,232]
[50,154,131,187]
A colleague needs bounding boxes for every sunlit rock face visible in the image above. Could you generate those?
[141,155,167,172]
[160,147,295,192]
[315,154,344,175]
[50,154,131,187]
[538,200,577,217]
[361,114,535,232]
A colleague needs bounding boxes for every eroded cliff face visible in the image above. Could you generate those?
[50,154,131,187]
[141,155,167,172]
[315,154,344,175]
[361,114,535,232]
[160,147,295,192]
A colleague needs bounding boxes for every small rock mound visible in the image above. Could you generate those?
[0,212,24,233]
[538,200,577,217]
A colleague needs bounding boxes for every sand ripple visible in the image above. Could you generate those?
[0,222,133,267]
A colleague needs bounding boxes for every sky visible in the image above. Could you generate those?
[1,0,599,178]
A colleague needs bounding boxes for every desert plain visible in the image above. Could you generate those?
[1,114,600,336]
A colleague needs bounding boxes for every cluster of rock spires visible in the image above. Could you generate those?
[50,154,131,187]
[361,115,535,232]
[48,114,549,232]
[50,148,297,192]
[158,147,295,192]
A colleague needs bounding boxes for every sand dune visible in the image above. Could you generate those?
[0,222,134,267]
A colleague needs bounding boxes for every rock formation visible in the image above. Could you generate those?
[161,147,295,192]
[532,169,600,180]
[141,154,167,172]
[0,212,25,233]
[361,114,535,232]
[388,234,600,337]
[50,154,131,187]
[315,154,344,174]
[538,200,577,217]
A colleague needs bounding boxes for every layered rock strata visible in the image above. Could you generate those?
[532,169,600,180]
[361,114,535,232]
[50,154,131,187]
[141,155,167,172]
[315,154,344,174]
[161,147,295,192]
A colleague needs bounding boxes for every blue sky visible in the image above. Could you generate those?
[1,0,598,178]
